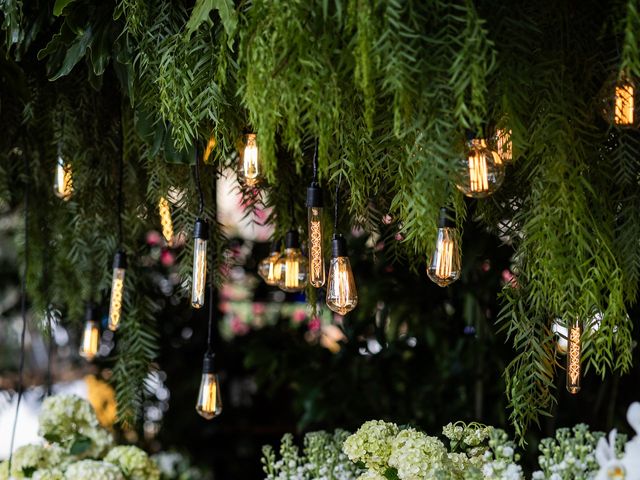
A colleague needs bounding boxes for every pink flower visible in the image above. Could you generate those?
[230,316,250,336]
[292,309,307,323]
[146,231,162,246]
[252,303,266,315]
[160,250,175,267]
[382,214,393,225]
[482,260,491,272]
[394,233,404,241]
[308,317,321,332]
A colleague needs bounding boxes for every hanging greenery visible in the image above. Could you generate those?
[1,0,639,438]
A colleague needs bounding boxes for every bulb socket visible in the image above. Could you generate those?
[194,218,209,240]
[438,207,456,229]
[285,230,300,249]
[331,234,348,258]
[85,304,96,322]
[202,351,216,374]
[112,250,127,269]
[269,239,281,255]
[306,182,323,208]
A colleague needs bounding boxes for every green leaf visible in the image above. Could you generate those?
[185,0,237,48]
[53,0,76,16]
[69,436,92,455]
[50,26,93,80]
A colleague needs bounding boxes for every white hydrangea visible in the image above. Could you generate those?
[32,467,65,480]
[343,421,399,473]
[104,446,160,480]
[387,428,448,479]
[65,460,125,480]
[357,470,387,480]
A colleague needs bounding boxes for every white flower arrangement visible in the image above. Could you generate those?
[595,402,640,480]
[0,394,161,480]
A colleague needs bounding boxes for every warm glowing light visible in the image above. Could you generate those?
[326,235,358,315]
[241,133,260,186]
[495,129,512,162]
[80,319,99,360]
[54,156,73,200]
[567,322,581,394]
[615,83,635,125]
[192,219,208,308]
[456,139,505,198]
[427,208,461,287]
[108,272,125,331]
[158,197,174,246]
[258,243,282,286]
[308,207,325,288]
[276,231,308,292]
[204,134,217,164]
[196,373,223,419]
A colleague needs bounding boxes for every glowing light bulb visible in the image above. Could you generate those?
[258,241,282,286]
[54,155,73,200]
[456,138,505,198]
[427,208,461,287]
[276,230,308,292]
[108,251,126,331]
[566,321,582,394]
[158,197,174,246]
[307,182,325,288]
[325,234,358,315]
[240,133,260,187]
[79,306,99,360]
[495,128,512,163]
[196,352,223,420]
[192,219,208,308]
[615,82,635,125]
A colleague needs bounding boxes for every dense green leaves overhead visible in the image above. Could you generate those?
[1,0,640,438]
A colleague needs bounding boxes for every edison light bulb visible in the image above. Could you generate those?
[427,207,461,287]
[54,155,73,200]
[196,352,223,420]
[192,218,208,308]
[108,251,126,331]
[276,230,308,292]
[566,321,582,394]
[307,182,325,288]
[495,128,512,163]
[258,241,282,286]
[326,234,358,315]
[240,133,260,187]
[79,306,99,360]
[158,197,174,246]
[614,82,635,125]
[456,138,505,198]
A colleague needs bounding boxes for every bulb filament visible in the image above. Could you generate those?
[108,274,124,331]
[435,237,454,279]
[615,83,634,125]
[243,134,259,185]
[158,197,174,246]
[80,321,99,360]
[285,254,300,290]
[468,147,489,193]
[309,208,324,286]
[567,323,582,394]
[55,157,73,200]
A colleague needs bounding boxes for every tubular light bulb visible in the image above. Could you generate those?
[196,352,223,420]
[325,234,358,315]
[566,321,582,394]
[427,208,461,287]
[276,230,308,292]
[158,197,174,246]
[80,306,99,360]
[307,182,325,288]
[456,138,505,198]
[54,155,73,200]
[108,251,126,331]
[615,82,635,125]
[258,241,282,286]
[241,133,260,187]
[192,219,208,308]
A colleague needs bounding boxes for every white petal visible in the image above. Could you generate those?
[627,402,640,436]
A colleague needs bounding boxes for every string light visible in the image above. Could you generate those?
[456,135,505,198]
[566,320,582,394]
[192,148,208,309]
[614,81,635,125]
[108,251,126,331]
[240,133,260,187]
[80,305,100,360]
[307,141,325,288]
[54,154,73,200]
[158,196,174,246]
[276,230,308,292]
[325,175,358,314]
[258,240,282,286]
[427,207,461,287]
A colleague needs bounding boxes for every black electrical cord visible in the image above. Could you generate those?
[117,131,124,247]
[194,147,205,217]
[8,152,30,474]
[312,140,319,182]
[333,173,342,234]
